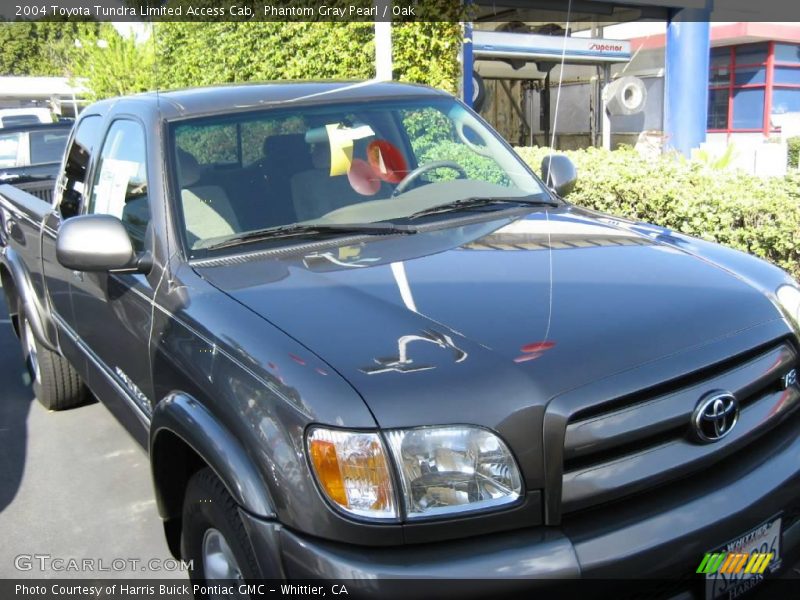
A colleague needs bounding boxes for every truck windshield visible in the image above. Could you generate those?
[169,97,548,255]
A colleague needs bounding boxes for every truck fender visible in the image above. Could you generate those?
[150,392,276,520]
[0,246,58,351]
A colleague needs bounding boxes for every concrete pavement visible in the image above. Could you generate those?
[0,297,185,580]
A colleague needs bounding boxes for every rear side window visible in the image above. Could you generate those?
[175,116,307,167]
[176,123,238,166]
[0,132,22,168]
[88,120,150,252]
[57,115,102,217]
[29,129,70,165]
[1,115,40,127]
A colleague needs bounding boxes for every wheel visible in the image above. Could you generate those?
[181,468,259,599]
[19,303,87,411]
[472,71,489,113]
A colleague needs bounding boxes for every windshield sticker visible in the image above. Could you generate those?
[322,123,376,177]
[325,123,353,176]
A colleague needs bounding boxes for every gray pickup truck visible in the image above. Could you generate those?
[0,122,72,203]
[2,81,800,598]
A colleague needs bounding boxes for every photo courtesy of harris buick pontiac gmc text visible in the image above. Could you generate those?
[3,5,800,600]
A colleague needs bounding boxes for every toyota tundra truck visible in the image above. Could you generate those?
[1,82,800,599]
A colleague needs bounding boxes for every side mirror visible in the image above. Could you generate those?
[541,154,577,197]
[56,214,149,273]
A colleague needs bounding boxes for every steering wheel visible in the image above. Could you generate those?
[392,160,468,197]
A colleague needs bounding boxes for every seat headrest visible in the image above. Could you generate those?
[311,142,330,170]
[176,148,201,187]
[262,134,311,168]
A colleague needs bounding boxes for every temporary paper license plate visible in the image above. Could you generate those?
[705,515,782,600]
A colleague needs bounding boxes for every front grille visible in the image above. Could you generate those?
[560,341,800,514]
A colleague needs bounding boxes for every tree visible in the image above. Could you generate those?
[0,20,104,76]
[152,22,460,94]
[0,19,462,100]
[70,28,155,100]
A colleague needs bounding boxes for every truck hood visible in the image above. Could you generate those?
[196,207,782,436]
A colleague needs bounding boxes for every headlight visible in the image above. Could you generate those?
[306,425,523,522]
[385,426,522,519]
[777,284,800,326]
[307,428,397,519]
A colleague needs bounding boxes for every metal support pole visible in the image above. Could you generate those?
[665,9,711,155]
[374,22,392,81]
[498,80,530,144]
[542,69,551,147]
[602,64,611,150]
[462,21,474,107]
[374,2,392,81]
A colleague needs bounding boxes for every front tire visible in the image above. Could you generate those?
[19,304,87,411]
[181,468,259,599]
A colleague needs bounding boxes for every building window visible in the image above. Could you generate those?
[708,41,800,134]
[732,88,765,129]
[771,43,800,128]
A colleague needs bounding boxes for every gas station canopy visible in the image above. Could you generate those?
[473,30,632,64]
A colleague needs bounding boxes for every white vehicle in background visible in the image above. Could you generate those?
[0,108,54,128]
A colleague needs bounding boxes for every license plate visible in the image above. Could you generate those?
[705,516,782,600]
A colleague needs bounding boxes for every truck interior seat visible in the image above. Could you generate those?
[290,139,389,222]
[176,148,241,248]
[255,134,313,225]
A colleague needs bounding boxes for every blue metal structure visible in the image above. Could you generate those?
[665,9,712,155]
[462,2,714,154]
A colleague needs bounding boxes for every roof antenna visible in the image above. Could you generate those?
[547,0,573,159]
[150,19,160,111]
[540,0,572,349]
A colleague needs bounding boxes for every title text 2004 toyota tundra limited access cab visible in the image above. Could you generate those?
[2,82,800,598]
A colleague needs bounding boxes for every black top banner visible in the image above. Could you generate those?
[3,0,800,23]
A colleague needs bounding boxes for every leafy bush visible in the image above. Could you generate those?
[515,146,800,278]
[0,20,105,77]
[152,22,460,95]
[26,20,460,100]
[70,31,155,101]
[420,141,510,185]
[788,136,800,170]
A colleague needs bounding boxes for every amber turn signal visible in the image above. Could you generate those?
[307,428,397,519]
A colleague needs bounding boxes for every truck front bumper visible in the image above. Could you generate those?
[240,409,800,598]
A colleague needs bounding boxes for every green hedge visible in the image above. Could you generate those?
[514,146,800,278]
[58,22,461,100]
[153,22,461,95]
[788,136,800,170]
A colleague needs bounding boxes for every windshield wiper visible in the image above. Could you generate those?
[202,221,417,251]
[408,195,558,220]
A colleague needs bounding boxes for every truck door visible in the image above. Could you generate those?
[42,114,103,368]
[67,118,156,419]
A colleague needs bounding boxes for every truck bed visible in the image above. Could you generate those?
[0,183,53,224]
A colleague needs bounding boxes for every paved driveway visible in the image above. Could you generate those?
[0,294,185,580]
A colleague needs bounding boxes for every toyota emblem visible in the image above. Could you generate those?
[692,392,739,443]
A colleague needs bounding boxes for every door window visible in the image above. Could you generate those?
[57,115,102,217]
[0,132,22,168]
[89,120,150,252]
